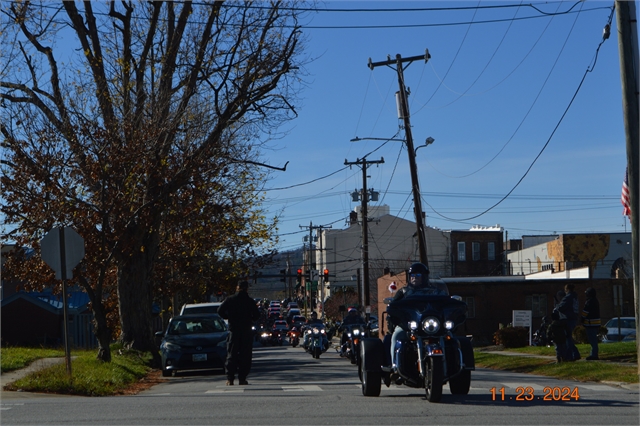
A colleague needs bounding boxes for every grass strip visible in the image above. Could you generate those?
[3,348,152,396]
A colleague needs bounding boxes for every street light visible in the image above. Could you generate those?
[351,135,434,155]
[415,136,435,154]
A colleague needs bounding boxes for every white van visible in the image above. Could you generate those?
[179,302,222,316]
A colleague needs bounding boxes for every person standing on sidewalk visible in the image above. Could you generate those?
[218,281,261,385]
[557,283,580,361]
[581,287,601,360]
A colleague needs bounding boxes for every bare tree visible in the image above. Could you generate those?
[1,1,306,360]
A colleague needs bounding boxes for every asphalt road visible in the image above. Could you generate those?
[1,343,638,425]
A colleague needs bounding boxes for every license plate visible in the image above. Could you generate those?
[192,353,207,362]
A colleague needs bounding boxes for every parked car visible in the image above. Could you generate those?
[602,317,636,342]
[157,314,229,377]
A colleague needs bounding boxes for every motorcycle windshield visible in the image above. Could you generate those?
[387,293,468,332]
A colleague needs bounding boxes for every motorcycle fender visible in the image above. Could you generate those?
[457,336,475,370]
[424,343,444,357]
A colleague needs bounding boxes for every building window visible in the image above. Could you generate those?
[472,242,480,261]
[525,294,547,318]
[457,242,466,261]
[488,242,495,261]
[464,297,475,318]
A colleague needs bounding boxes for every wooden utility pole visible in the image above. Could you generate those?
[368,51,431,267]
[615,0,639,375]
[345,157,384,322]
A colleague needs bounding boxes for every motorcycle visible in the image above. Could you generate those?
[340,324,367,365]
[269,329,284,346]
[532,316,550,347]
[305,325,328,359]
[359,289,474,402]
[287,327,301,347]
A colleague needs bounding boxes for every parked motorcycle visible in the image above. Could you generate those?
[359,288,474,402]
[340,324,366,364]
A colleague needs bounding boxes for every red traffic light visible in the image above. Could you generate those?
[323,269,329,280]
[297,269,302,280]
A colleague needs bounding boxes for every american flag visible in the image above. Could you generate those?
[621,166,631,217]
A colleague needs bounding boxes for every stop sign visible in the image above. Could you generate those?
[41,227,85,280]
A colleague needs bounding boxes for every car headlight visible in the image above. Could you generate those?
[422,317,440,333]
[162,341,181,352]
[445,320,454,330]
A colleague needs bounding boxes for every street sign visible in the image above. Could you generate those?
[41,227,85,280]
[512,310,532,346]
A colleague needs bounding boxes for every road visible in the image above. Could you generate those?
[1,343,638,425]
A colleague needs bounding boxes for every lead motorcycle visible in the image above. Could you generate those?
[359,286,474,402]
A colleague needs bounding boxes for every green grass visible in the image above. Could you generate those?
[1,347,65,373]
[475,342,639,384]
[492,341,638,363]
[1,346,153,396]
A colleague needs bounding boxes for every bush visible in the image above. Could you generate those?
[573,325,608,343]
[493,326,529,348]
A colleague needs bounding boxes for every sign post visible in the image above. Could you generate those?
[41,227,85,378]
[512,310,533,346]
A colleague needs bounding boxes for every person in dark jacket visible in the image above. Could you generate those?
[547,309,567,363]
[581,287,601,360]
[557,283,580,361]
[218,281,261,385]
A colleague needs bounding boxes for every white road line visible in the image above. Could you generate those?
[579,385,619,391]
[282,385,322,392]
[205,389,245,394]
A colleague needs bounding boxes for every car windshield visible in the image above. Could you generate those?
[606,318,636,329]
[168,317,226,335]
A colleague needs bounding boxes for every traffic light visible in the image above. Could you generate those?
[280,269,286,282]
[323,268,329,281]
[297,268,302,282]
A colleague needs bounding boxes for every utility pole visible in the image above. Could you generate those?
[368,51,431,267]
[345,157,384,322]
[299,222,332,317]
[614,0,639,375]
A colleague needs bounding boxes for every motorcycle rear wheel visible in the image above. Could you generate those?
[425,357,443,402]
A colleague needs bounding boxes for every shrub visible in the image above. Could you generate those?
[573,325,609,343]
[493,326,529,348]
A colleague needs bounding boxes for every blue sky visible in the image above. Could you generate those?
[261,1,631,252]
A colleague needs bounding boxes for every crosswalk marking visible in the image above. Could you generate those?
[503,382,545,391]
[282,385,322,392]
[205,389,245,394]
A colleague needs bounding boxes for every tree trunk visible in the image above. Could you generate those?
[92,302,112,363]
[116,226,161,367]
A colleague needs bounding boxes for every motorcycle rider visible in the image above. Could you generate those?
[340,308,366,351]
[389,263,448,368]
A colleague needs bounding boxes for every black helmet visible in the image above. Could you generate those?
[407,262,430,288]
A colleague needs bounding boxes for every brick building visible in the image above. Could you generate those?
[376,270,634,345]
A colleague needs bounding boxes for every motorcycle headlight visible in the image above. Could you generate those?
[409,321,418,331]
[353,329,360,336]
[261,332,270,338]
[162,341,181,352]
[445,320,454,330]
[320,329,326,334]
[422,317,440,334]
[312,327,320,334]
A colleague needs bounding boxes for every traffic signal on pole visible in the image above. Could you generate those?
[323,268,329,281]
[297,268,302,282]
[280,269,286,282]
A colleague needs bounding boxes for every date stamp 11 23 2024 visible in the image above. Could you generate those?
[490,386,580,401]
